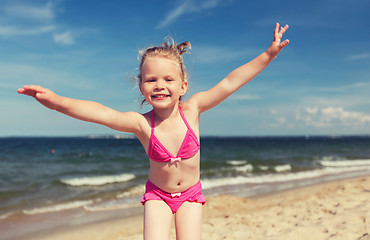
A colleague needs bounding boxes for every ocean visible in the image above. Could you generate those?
[1,135,370,223]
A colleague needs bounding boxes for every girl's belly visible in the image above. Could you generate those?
[148,154,200,193]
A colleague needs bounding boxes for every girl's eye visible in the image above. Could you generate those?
[147,79,156,82]
[166,78,173,82]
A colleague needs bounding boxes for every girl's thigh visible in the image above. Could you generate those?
[143,200,173,240]
[174,201,203,240]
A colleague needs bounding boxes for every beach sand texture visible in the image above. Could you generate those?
[28,176,370,240]
[202,177,370,240]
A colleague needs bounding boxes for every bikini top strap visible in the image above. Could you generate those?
[178,107,191,130]
[151,107,190,132]
[150,110,155,135]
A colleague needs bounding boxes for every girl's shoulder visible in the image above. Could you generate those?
[137,111,152,127]
[180,101,200,127]
[126,111,152,142]
[182,97,201,114]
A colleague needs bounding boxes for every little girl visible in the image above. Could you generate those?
[18,23,289,240]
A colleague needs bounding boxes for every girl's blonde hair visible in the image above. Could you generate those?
[137,37,191,83]
[137,37,191,106]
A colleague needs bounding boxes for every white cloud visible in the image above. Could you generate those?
[317,82,370,93]
[305,107,318,114]
[348,52,370,61]
[156,2,188,29]
[321,107,370,123]
[299,107,370,128]
[0,1,56,37]
[0,2,77,46]
[3,2,54,21]
[229,94,259,101]
[0,25,54,36]
[53,32,75,45]
[266,105,370,135]
[156,0,227,29]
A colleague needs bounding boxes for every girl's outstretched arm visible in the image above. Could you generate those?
[190,23,289,113]
[17,85,144,134]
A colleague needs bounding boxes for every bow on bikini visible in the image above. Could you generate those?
[170,157,182,164]
[171,192,181,198]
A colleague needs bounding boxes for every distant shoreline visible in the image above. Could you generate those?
[2,134,370,139]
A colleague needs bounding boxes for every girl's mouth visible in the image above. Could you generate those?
[152,94,170,100]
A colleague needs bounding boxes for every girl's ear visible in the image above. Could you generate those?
[139,82,143,95]
[180,80,188,96]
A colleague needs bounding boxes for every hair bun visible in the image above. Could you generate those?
[177,41,191,55]
[160,37,191,55]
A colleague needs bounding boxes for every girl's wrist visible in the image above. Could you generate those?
[263,49,277,62]
[265,46,278,60]
[53,95,65,111]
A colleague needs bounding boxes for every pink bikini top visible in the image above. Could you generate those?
[148,107,200,163]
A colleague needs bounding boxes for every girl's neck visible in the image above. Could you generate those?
[152,103,181,122]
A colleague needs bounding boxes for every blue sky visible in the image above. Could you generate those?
[1,0,370,137]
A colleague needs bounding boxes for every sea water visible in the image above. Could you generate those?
[1,135,370,221]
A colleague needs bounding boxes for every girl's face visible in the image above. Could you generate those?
[139,56,188,109]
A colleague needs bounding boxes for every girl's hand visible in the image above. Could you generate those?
[266,23,290,59]
[17,85,62,110]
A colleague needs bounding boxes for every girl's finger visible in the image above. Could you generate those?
[17,88,25,93]
[23,85,43,91]
[280,39,290,48]
[279,24,289,35]
[274,23,280,40]
[275,23,280,33]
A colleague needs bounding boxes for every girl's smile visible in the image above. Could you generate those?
[152,94,170,100]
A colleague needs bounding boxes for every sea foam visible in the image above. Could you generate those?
[274,164,292,172]
[23,200,93,215]
[60,173,135,186]
[202,164,370,189]
[319,159,370,167]
[227,160,248,166]
[234,164,254,172]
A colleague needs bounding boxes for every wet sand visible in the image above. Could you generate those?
[17,175,370,240]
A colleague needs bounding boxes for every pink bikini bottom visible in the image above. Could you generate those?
[141,179,206,213]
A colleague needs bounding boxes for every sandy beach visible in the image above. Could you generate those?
[15,175,369,240]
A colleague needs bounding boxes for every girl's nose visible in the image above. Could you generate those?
[155,79,165,89]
